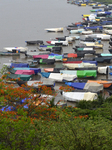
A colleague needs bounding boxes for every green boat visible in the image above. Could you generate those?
[6,74,32,81]
[77,70,97,78]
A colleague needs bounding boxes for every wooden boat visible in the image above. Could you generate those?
[25,40,44,45]
[62,91,98,102]
[4,47,28,53]
[80,42,103,49]
[45,27,63,32]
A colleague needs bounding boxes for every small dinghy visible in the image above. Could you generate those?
[97,66,108,74]
[38,59,55,65]
[4,47,28,53]
[81,30,93,35]
[104,29,112,35]
[25,40,44,45]
[85,34,111,40]
[45,27,63,32]
[62,91,98,102]
[65,82,103,93]
[41,72,77,82]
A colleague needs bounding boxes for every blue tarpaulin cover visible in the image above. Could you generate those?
[65,82,86,90]
[11,63,29,68]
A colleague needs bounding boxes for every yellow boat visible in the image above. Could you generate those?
[81,4,86,6]
[85,43,103,48]
[88,3,96,6]
[95,19,100,21]
[82,14,90,18]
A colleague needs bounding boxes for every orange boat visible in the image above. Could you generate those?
[87,80,112,88]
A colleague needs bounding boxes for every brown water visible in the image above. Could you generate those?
[0,0,111,105]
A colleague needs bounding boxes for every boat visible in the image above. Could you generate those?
[97,66,108,74]
[85,33,111,40]
[103,29,112,35]
[38,59,55,65]
[41,72,77,82]
[84,26,103,31]
[15,70,35,75]
[45,27,63,32]
[65,82,103,93]
[62,91,98,102]
[90,9,102,12]
[103,25,112,29]
[79,41,103,49]
[46,40,68,46]
[16,80,55,88]
[44,68,64,73]
[88,80,112,89]
[4,47,28,53]
[81,30,93,35]
[0,51,20,56]
[11,68,41,75]
[63,62,97,69]
[70,28,85,34]
[60,70,97,78]
[25,40,44,45]
[6,74,32,81]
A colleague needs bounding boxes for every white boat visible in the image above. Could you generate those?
[81,30,93,35]
[103,25,112,29]
[45,27,63,32]
[46,40,68,46]
[70,28,85,34]
[97,66,108,74]
[85,34,111,40]
[4,47,28,53]
[103,29,112,35]
[62,91,98,102]
[63,63,96,69]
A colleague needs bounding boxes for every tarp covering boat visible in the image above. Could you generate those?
[6,74,32,81]
[65,82,103,92]
[10,63,29,68]
[63,62,97,69]
[87,80,112,88]
[13,68,41,75]
[98,66,108,74]
[38,59,55,64]
[15,70,35,75]
[44,68,64,73]
[16,80,55,87]
[41,72,77,82]
[62,91,98,101]
[63,60,97,66]
[84,26,103,30]
[60,70,97,78]
[33,55,49,59]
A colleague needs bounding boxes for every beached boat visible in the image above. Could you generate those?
[4,47,28,53]
[41,72,77,82]
[63,62,97,69]
[103,25,112,29]
[62,91,98,102]
[46,40,68,46]
[103,29,112,35]
[84,34,111,40]
[90,9,102,12]
[6,74,32,81]
[65,82,103,93]
[25,40,44,45]
[79,42,103,49]
[81,30,93,35]
[60,70,97,78]
[45,27,63,32]
[0,51,20,56]
[70,28,85,34]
